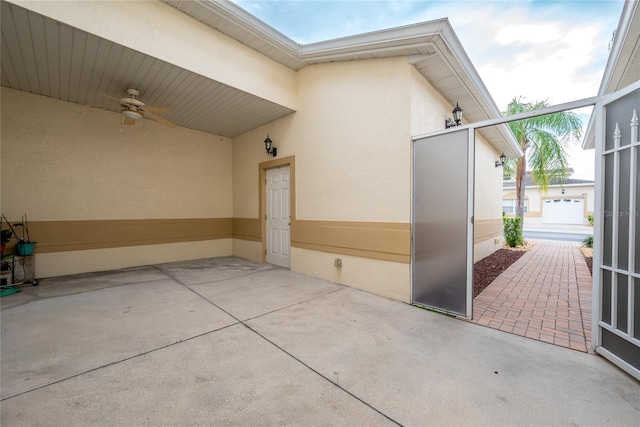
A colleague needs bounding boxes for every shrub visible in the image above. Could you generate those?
[503,215,523,248]
[582,235,593,248]
[587,214,594,226]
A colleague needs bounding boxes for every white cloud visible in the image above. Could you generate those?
[496,24,562,45]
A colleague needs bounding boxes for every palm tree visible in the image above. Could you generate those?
[503,97,583,223]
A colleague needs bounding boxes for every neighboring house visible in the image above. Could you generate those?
[503,171,594,225]
[0,0,518,303]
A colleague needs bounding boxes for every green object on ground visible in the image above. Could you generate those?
[0,286,21,297]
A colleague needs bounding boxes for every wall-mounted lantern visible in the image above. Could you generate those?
[495,152,507,168]
[445,102,463,128]
[264,134,277,157]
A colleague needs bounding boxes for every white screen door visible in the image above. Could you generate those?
[412,128,474,318]
[594,84,640,380]
[266,166,291,268]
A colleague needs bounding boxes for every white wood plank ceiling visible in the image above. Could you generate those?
[0,1,295,138]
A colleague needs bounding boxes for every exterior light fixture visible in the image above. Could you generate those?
[264,134,277,157]
[445,102,463,128]
[495,152,507,168]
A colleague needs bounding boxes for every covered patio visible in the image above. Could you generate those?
[1,258,637,425]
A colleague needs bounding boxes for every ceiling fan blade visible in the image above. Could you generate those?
[144,105,171,114]
[146,112,176,128]
[124,117,136,125]
[101,94,123,102]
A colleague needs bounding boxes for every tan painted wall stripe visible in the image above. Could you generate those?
[233,218,261,242]
[13,218,233,254]
[293,242,411,264]
[291,220,411,256]
[18,216,500,261]
[474,218,503,244]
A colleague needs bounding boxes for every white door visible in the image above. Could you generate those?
[266,166,290,268]
[542,198,584,224]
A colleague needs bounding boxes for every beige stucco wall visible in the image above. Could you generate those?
[233,57,414,221]
[11,0,297,109]
[37,240,233,278]
[410,67,458,136]
[232,57,416,300]
[474,134,505,261]
[1,87,234,276]
[291,247,410,302]
[2,88,232,220]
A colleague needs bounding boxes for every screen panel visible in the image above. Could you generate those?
[412,129,470,317]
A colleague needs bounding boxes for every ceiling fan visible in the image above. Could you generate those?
[96,88,176,129]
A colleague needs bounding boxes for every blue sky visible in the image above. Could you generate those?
[233,0,626,179]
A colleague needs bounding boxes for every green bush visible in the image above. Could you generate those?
[587,214,594,226]
[582,235,593,248]
[503,214,523,248]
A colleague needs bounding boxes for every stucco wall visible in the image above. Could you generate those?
[410,67,457,136]
[474,134,505,261]
[1,87,234,276]
[295,57,413,222]
[234,58,412,221]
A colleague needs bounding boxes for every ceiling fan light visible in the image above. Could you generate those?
[122,109,143,121]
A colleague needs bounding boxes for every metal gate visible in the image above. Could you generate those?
[412,128,474,318]
[411,84,640,379]
[593,84,640,380]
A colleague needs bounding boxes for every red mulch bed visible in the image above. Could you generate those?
[473,248,526,298]
[584,256,593,275]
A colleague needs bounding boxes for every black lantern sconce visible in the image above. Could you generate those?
[495,152,507,168]
[445,102,463,128]
[264,134,277,157]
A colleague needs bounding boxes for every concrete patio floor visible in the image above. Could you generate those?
[1,257,638,426]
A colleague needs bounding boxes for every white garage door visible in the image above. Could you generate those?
[542,198,584,224]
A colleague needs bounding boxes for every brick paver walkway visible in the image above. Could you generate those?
[470,240,593,353]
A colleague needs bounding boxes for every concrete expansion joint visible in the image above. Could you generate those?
[148,267,403,425]
[0,323,241,402]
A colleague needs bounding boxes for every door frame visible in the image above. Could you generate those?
[259,155,295,263]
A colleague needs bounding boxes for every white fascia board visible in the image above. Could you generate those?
[299,20,446,60]
[583,0,638,149]
[200,0,301,59]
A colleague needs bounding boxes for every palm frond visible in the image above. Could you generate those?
[501,97,583,213]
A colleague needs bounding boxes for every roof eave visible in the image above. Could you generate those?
[583,0,639,150]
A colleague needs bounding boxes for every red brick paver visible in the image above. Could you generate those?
[470,240,593,353]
